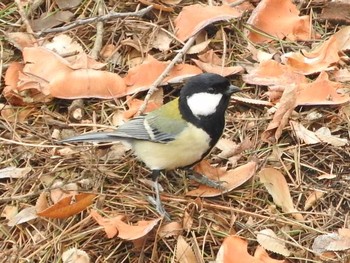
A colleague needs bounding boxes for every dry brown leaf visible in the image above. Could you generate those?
[5,32,38,50]
[50,69,127,99]
[332,68,350,82]
[123,92,163,119]
[35,192,49,214]
[290,121,321,144]
[312,228,350,253]
[124,56,202,94]
[246,0,314,43]
[296,72,349,105]
[290,120,348,146]
[4,47,127,102]
[50,181,79,204]
[158,221,183,238]
[56,0,82,9]
[152,30,173,51]
[319,2,350,24]
[186,161,257,197]
[314,127,348,146]
[30,11,74,31]
[243,60,307,87]
[192,59,243,76]
[174,4,242,41]
[258,168,304,221]
[304,190,325,210]
[0,166,32,179]
[44,34,84,61]
[282,26,350,75]
[1,205,18,221]
[256,229,291,256]
[0,104,35,123]
[192,49,243,76]
[176,236,197,263]
[62,248,90,263]
[37,193,96,219]
[261,85,297,143]
[182,210,193,231]
[90,210,161,240]
[7,206,37,226]
[215,235,286,263]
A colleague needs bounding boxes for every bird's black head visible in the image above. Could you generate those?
[179,73,240,147]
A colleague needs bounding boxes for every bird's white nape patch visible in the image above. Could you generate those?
[187,92,223,117]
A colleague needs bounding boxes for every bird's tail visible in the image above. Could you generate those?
[60,132,125,143]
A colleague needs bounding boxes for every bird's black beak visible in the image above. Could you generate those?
[225,84,240,95]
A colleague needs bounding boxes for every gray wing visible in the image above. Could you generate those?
[61,115,187,144]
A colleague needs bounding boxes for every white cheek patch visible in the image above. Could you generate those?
[187,92,223,117]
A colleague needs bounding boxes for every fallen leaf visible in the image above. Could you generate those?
[30,11,74,31]
[152,30,173,51]
[174,4,242,41]
[246,0,314,43]
[243,60,307,86]
[296,72,349,106]
[282,26,350,75]
[0,105,35,123]
[290,121,321,144]
[256,229,290,256]
[186,161,257,197]
[56,0,82,9]
[62,248,90,263]
[5,32,37,50]
[124,56,202,94]
[319,2,350,25]
[312,228,350,254]
[0,166,32,179]
[90,210,160,240]
[215,235,286,263]
[7,206,37,226]
[332,68,350,82]
[37,193,96,219]
[1,205,18,221]
[176,235,197,263]
[182,210,193,232]
[158,221,183,238]
[261,85,297,143]
[50,68,127,99]
[304,190,325,210]
[50,181,79,204]
[314,127,348,146]
[258,167,304,221]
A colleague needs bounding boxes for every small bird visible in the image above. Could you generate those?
[61,73,240,219]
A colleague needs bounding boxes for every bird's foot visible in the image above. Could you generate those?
[147,173,171,221]
[187,170,227,190]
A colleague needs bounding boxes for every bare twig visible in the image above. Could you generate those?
[14,0,34,34]
[137,35,197,115]
[35,5,153,36]
[90,0,105,59]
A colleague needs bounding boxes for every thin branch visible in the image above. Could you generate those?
[35,5,153,36]
[15,0,34,34]
[137,35,197,115]
[90,0,105,59]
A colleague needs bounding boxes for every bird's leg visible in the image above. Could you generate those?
[149,170,171,220]
[186,169,226,190]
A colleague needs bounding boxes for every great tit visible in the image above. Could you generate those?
[61,73,240,219]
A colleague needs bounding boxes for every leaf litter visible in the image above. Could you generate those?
[1,0,350,262]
